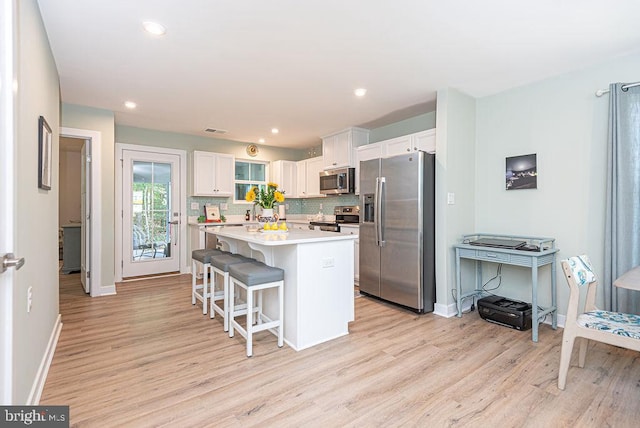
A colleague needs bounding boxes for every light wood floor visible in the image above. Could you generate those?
[42,273,639,427]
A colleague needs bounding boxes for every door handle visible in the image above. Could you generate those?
[2,253,25,273]
[167,221,179,225]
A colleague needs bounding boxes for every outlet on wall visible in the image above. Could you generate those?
[191,202,199,210]
[321,257,335,268]
[27,286,33,312]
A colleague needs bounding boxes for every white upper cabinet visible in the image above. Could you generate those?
[321,127,369,170]
[355,142,384,195]
[354,129,436,194]
[382,129,436,157]
[411,129,436,153]
[382,135,413,157]
[191,151,234,196]
[296,156,325,198]
[271,160,297,197]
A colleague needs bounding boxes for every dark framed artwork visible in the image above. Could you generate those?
[38,115,52,190]
[506,153,537,190]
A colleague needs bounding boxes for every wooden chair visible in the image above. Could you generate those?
[558,255,640,390]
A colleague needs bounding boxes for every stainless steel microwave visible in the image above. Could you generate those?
[319,167,355,195]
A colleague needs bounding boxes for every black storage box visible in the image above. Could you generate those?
[478,295,532,331]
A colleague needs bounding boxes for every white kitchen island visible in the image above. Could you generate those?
[205,226,356,351]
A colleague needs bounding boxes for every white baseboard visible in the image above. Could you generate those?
[433,300,472,318]
[28,314,62,405]
[96,283,116,296]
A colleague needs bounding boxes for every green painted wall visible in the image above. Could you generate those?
[116,125,307,162]
[369,111,436,143]
[14,0,61,404]
[474,51,640,314]
[61,104,115,291]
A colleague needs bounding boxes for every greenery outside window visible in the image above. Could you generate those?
[234,160,269,203]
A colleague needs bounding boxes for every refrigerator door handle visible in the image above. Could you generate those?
[374,177,380,246]
[378,177,386,247]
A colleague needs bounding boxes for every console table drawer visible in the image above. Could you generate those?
[458,248,511,262]
[474,250,510,262]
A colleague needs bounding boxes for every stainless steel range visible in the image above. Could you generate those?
[309,205,360,232]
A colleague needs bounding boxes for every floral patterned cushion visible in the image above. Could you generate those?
[565,255,596,286]
[578,310,640,340]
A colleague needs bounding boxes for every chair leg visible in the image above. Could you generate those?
[246,287,253,357]
[210,270,217,319]
[558,332,576,390]
[228,279,235,338]
[191,259,197,305]
[201,263,208,315]
[223,273,229,332]
[278,282,284,348]
[578,338,589,368]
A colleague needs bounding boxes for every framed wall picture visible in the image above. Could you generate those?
[506,153,537,190]
[205,205,221,221]
[38,115,52,190]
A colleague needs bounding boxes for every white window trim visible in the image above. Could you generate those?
[233,159,270,204]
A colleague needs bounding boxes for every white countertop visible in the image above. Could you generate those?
[206,226,357,246]
[188,214,316,227]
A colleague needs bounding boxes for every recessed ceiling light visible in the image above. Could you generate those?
[258,138,265,144]
[271,128,279,134]
[354,88,367,97]
[124,101,137,109]
[143,21,166,36]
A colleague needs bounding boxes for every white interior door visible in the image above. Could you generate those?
[122,150,181,277]
[1,0,17,403]
[80,141,91,292]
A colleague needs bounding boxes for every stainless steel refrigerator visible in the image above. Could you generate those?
[359,151,435,312]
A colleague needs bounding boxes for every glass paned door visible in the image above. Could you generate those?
[123,151,180,277]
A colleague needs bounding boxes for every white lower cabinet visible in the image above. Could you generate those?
[340,225,359,284]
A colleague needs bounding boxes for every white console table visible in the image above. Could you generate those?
[453,233,559,342]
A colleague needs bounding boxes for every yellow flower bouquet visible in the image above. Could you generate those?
[245,182,285,209]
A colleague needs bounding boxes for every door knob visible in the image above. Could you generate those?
[2,253,25,273]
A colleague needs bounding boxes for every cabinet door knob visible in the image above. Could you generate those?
[406,148,410,152]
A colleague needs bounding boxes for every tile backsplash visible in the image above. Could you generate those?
[188,195,360,218]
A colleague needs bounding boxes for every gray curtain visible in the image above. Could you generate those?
[604,82,640,313]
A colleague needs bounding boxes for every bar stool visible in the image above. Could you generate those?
[228,261,284,357]
[209,253,254,331]
[191,249,227,315]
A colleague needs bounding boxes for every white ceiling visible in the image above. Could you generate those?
[37,0,640,149]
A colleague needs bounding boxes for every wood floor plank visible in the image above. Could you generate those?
[41,272,639,427]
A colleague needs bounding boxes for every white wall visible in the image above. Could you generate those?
[475,52,640,313]
[13,0,60,403]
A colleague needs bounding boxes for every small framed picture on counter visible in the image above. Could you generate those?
[205,205,221,221]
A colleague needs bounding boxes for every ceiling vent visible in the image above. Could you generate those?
[205,128,227,134]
